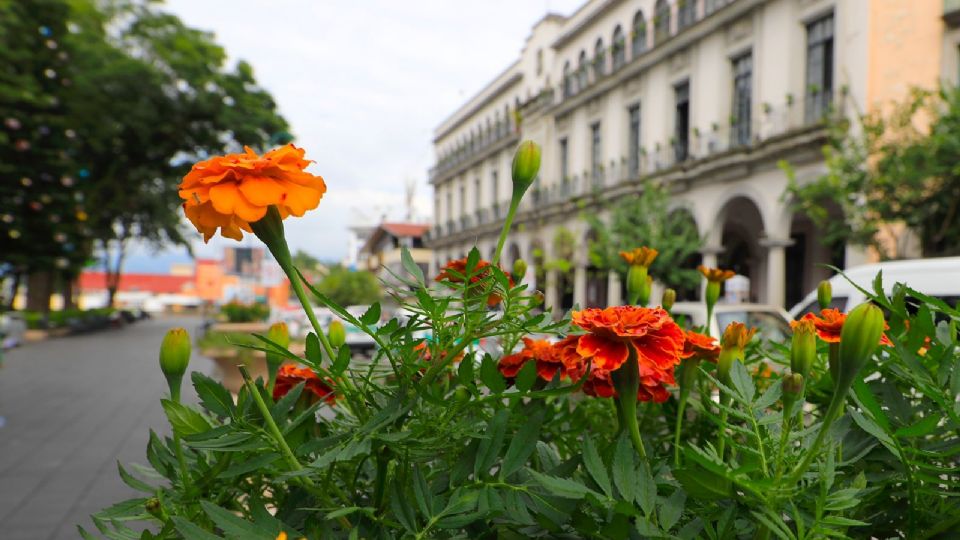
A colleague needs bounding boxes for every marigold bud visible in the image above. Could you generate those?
[705,281,721,309]
[511,140,541,196]
[661,288,676,311]
[836,302,884,391]
[159,328,191,402]
[512,258,527,281]
[782,372,804,397]
[817,280,832,310]
[328,320,346,349]
[718,322,756,383]
[790,319,817,378]
[626,265,649,306]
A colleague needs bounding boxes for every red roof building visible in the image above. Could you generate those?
[77,272,194,294]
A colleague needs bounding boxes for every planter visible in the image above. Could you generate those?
[203,348,269,394]
[23,329,48,342]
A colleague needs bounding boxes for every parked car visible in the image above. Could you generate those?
[788,257,960,319]
[0,312,27,349]
[670,302,793,342]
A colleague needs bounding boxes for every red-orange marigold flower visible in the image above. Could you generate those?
[497,337,566,381]
[799,308,892,346]
[698,265,736,283]
[436,257,514,306]
[681,330,720,363]
[179,144,326,242]
[273,364,335,405]
[619,247,658,268]
[721,321,757,351]
[572,306,684,403]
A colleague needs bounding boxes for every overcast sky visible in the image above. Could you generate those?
[126,0,584,271]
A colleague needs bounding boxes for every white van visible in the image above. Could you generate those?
[788,257,960,319]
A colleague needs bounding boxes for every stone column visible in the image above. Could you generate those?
[760,237,793,308]
[573,264,587,308]
[545,270,559,319]
[607,270,622,307]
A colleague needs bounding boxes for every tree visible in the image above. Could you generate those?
[316,266,382,307]
[292,250,322,273]
[784,86,960,259]
[585,180,703,294]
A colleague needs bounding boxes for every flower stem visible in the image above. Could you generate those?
[673,389,689,467]
[240,365,312,481]
[785,390,846,485]
[492,197,522,267]
[613,348,648,462]
[717,394,730,459]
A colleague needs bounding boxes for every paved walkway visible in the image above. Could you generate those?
[0,316,211,540]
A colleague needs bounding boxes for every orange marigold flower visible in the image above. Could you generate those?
[572,306,684,403]
[681,330,720,363]
[698,265,736,283]
[497,337,566,381]
[273,364,335,405]
[721,321,757,350]
[436,257,514,306]
[581,367,671,402]
[800,308,892,346]
[619,247,658,268]
[179,144,326,242]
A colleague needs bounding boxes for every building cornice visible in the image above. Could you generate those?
[550,0,623,50]
[433,70,523,144]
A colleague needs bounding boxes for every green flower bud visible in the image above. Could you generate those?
[782,372,805,415]
[159,328,191,402]
[145,497,166,520]
[790,319,817,378]
[266,322,290,391]
[454,387,470,404]
[511,140,541,196]
[836,303,885,391]
[512,258,528,281]
[717,348,736,384]
[705,281,721,309]
[817,280,832,310]
[662,288,676,311]
[328,320,347,349]
[533,290,545,305]
[626,265,649,306]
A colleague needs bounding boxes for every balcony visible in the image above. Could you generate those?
[429,119,519,185]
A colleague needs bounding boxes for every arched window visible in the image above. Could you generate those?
[678,0,696,30]
[578,50,588,89]
[563,60,573,97]
[632,11,647,57]
[654,0,671,44]
[612,25,626,70]
[593,38,606,78]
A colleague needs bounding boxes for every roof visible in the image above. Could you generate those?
[77,271,193,294]
[361,222,429,254]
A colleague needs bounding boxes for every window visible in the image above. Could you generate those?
[563,61,573,97]
[674,82,690,162]
[491,170,498,206]
[459,183,465,217]
[632,11,647,57]
[628,104,641,178]
[446,191,452,222]
[805,13,834,123]
[654,0,671,44]
[536,48,543,75]
[590,122,602,186]
[593,38,605,78]
[578,50,589,89]
[731,53,752,147]
[474,178,481,212]
[559,138,569,183]
[678,0,696,30]
[612,25,625,70]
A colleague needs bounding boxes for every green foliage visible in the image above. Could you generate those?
[19,307,115,329]
[315,265,382,306]
[219,302,270,323]
[784,85,960,258]
[585,180,703,293]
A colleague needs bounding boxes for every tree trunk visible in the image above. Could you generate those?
[104,235,128,308]
[26,272,53,313]
[61,275,75,310]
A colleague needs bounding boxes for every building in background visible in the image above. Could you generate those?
[361,222,432,287]
[426,0,950,315]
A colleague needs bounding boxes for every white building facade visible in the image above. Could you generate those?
[427,0,951,316]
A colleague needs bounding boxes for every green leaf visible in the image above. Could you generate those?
[480,355,506,394]
[500,410,544,479]
[729,360,755,403]
[271,381,304,421]
[457,352,475,387]
[527,468,594,499]
[200,501,275,539]
[161,399,211,437]
[894,414,941,438]
[754,379,782,410]
[305,333,322,364]
[514,361,538,392]
[852,378,891,431]
[636,461,656,516]
[171,517,223,540]
[659,489,685,530]
[191,372,234,417]
[117,462,153,493]
[389,480,418,532]
[581,437,613,498]
[332,345,351,375]
[401,246,425,284]
[849,408,898,455]
[325,506,373,520]
[412,465,433,518]
[474,409,510,478]
[612,434,637,503]
[360,302,381,326]
[673,465,731,501]
[218,453,280,479]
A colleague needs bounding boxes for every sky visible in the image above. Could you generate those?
[125,0,584,272]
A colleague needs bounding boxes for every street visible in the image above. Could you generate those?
[0,316,209,540]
